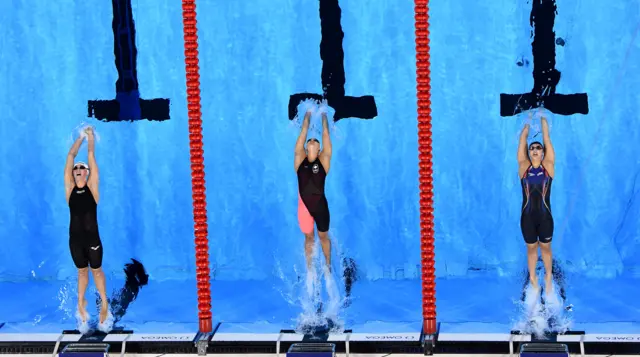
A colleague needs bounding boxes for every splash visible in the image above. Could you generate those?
[75,311,91,335]
[296,249,324,331]
[316,100,342,141]
[515,109,553,144]
[290,99,341,141]
[513,283,546,339]
[513,280,573,338]
[543,282,572,334]
[98,310,114,333]
[57,278,76,321]
[290,99,318,131]
[321,265,343,329]
[69,122,101,146]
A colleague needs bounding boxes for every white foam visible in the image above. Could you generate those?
[290,99,341,142]
[513,283,547,338]
[98,310,114,333]
[75,310,90,335]
[291,99,318,129]
[543,282,572,333]
[322,266,340,319]
[70,122,101,145]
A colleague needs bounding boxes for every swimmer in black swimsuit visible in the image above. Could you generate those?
[64,127,109,323]
[294,109,333,271]
[517,115,556,295]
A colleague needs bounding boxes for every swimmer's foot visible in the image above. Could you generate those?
[77,299,89,322]
[529,277,540,292]
[99,302,109,324]
[544,274,553,296]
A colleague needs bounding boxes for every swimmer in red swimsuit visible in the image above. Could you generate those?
[294,109,333,271]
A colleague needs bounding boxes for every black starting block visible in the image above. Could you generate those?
[58,343,110,357]
[277,329,350,357]
[54,329,134,357]
[510,330,586,357]
[286,343,335,357]
[520,342,568,357]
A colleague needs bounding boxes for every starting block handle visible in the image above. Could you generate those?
[63,343,110,353]
[52,333,65,357]
[120,334,131,357]
[344,330,351,357]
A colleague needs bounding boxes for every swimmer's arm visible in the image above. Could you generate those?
[517,124,529,164]
[517,124,530,177]
[294,111,311,171]
[87,132,99,188]
[65,137,84,188]
[541,116,555,165]
[541,117,554,162]
[320,113,332,159]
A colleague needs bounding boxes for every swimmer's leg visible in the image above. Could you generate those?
[88,243,108,323]
[539,242,553,294]
[92,267,109,323]
[77,268,90,321]
[539,215,554,294]
[526,243,540,289]
[521,214,540,289]
[317,231,331,271]
[70,240,90,321]
[304,232,315,270]
[315,198,331,271]
[298,195,316,269]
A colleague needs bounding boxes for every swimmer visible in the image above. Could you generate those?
[517,114,555,295]
[294,109,333,272]
[64,126,109,323]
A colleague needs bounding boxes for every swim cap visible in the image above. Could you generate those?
[74,161,90,170]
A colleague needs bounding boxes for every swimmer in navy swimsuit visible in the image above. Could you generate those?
[517,115,556,295]
[294,109,333,271]
[64,126,110,324]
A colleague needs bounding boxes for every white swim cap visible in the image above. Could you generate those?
[74,161,90,170]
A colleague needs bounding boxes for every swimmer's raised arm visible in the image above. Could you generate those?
[517,123,529,165]
[541,117,554,165]
[65,137,84,191]
[319,113,332,172]
[294,110,311,171]
[86,127,100,192]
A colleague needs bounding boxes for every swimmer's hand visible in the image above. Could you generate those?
[84,126,94,138]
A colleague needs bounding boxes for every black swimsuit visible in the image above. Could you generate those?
[297,157,330,232]
[68,185,103,269]
[520,165,554,244]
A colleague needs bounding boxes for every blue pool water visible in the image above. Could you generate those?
[0,0,639,335]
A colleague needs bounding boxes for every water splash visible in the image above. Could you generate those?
[543,282,572,334]
[75,311,91,335]
[290,99,341,142]
[321,265,343,330]
[513,283,546,339]
[291,99,318,131]
[57,278,76,321]
[296,249,323,331]
[98,310,114,333]
[515,109,553,144]
[68,122,101,147]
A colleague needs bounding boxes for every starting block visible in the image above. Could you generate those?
[520,343,568,357]
[276,329,349,357]
[58,343,110,357]
[509,330,586,357]
[286,343,335,357]
[53,329,134,357]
